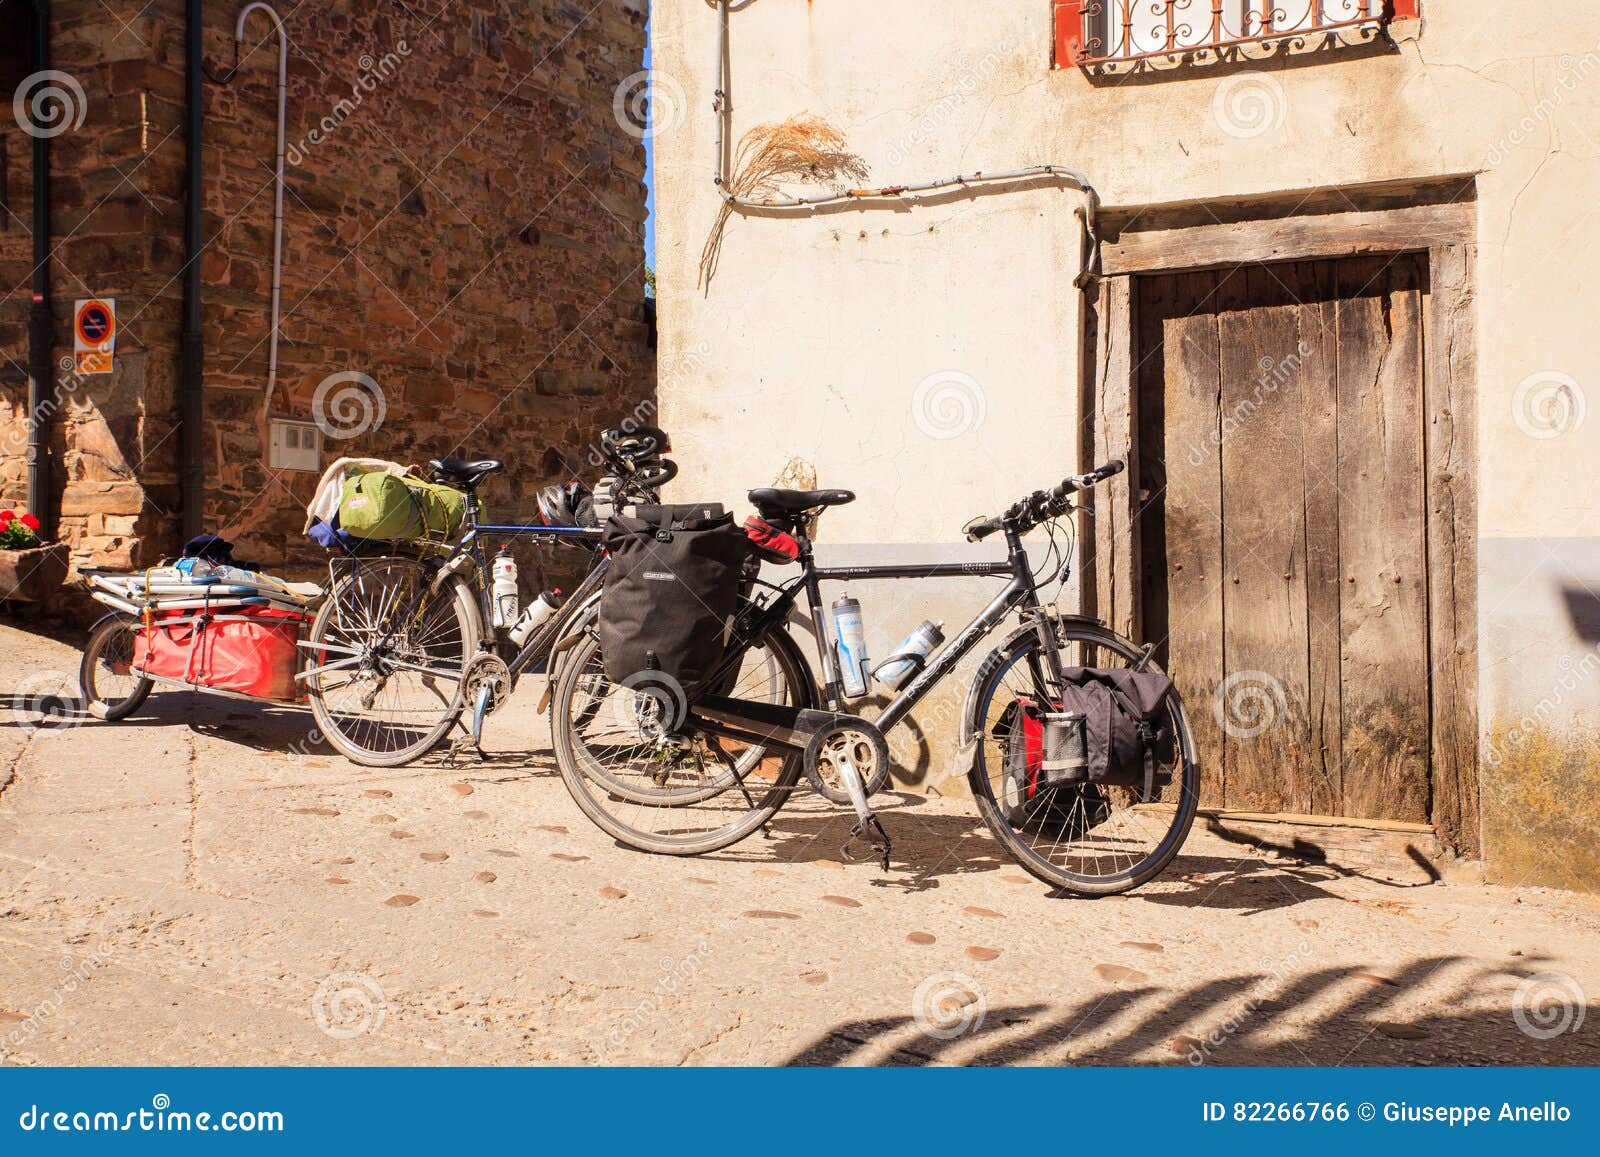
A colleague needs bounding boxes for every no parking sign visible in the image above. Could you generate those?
[74,298,116,374]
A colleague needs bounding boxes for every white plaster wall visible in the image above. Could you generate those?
[652,0,1600,801]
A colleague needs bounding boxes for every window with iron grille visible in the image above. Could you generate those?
[1055,1,1419,73]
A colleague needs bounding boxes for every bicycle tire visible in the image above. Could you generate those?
[79,613,153,721]
[963,621,1199,896]
[305,560,480,767]
[551,620,813,855]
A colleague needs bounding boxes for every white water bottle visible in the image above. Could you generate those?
[876,620,945,690]
[831,593,869,699]
[491,547,519,629]
[508,589,563,646]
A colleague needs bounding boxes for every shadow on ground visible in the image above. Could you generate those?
[785,954,1600,1066]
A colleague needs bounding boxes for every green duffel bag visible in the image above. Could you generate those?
[338,471,465,543]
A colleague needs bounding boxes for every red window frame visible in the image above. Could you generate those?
[1054,1,1421,69]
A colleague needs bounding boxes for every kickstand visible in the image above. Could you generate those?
[841,816,892,872]
[704,736,771,836]
[445,686,493,766]
[444,736,488,767]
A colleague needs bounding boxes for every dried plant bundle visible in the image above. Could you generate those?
[699,115,869,288]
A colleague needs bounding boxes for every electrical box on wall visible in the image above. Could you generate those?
[268,419,323,472]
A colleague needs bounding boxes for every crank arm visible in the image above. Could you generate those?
[835,751,891,870]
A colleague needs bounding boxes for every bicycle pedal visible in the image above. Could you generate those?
[841,816,892,871]
[444,736,488,767]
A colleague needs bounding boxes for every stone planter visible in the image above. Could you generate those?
[0,543,70,603]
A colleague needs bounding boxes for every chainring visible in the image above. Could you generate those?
[463,653,513,716]
[803,718,892,804]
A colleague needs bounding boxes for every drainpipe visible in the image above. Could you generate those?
[180,0,205,541]
[26,0,54,538]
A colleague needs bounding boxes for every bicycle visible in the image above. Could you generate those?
[301,427,676,767]
[549,460,1200,897]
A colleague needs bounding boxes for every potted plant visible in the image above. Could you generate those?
[0,510,69,603]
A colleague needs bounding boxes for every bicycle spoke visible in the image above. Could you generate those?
[552,618,807,853]
[972,629,1197,893]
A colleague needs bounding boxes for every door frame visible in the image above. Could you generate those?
[1080,184,1479,854]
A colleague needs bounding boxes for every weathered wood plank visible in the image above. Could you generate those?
[1102,203,1473,277]
[1217,265,1312,814]
[1335,254,1431,823]
[1424,242,1480,855]
[1091,276,1140,638]
[1140,271,1228,809]
[1298,261,1344,816]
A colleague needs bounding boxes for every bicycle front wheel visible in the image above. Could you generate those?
[965,622,1199,896]
[551,618,812,855]
[306,558,480,767]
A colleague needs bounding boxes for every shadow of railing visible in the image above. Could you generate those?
[785,954,1599,1066]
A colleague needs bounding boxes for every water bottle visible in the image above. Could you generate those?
[491,547,519,629]
[831,594,869,698]
[508,589,564,646]
[875,620,945,690]
[1041,711,1088,782]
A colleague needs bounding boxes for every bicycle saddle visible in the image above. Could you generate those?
[747,488,856,516]
[429,457,505,488]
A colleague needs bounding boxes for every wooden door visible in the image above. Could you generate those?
[1137,254,1431,822]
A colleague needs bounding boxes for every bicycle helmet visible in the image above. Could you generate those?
[538,481,595,528]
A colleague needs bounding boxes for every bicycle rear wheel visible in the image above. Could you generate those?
[965,622,1199,896]
[306,557,479,767]
[551,619,812,855]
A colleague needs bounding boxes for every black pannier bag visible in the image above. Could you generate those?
[992,668,1179,824]
[598,503,749,708]
[1058,667,1179,798]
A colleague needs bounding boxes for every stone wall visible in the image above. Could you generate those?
[1,0,652,591]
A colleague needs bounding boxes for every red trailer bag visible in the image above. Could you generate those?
[132,605,305,701]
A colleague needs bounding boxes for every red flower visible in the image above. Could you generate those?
[0,511,14,524]
[19,513,41,531]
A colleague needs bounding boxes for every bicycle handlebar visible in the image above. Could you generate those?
[963,459,1125,542]
[600,424,670,466]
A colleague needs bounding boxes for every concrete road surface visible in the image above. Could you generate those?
[2,621,1597,1066]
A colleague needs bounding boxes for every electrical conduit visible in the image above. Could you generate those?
[704,0,1100,286]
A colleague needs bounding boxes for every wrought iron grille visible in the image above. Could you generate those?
[1064,1,1396,73]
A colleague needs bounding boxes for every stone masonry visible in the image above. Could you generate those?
[1,0,653,596]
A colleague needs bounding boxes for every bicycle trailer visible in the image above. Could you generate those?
[131,604,306,701]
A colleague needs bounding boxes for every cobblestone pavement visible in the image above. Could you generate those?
[2,622,1597,1066]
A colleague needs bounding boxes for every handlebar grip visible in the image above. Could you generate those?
[964,515,1004,543]
[1053,458,1128,499]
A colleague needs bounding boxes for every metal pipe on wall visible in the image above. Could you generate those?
[705,0,1101,286]
[26,0,54,538]
[180,0,205,541]
[235,1,287,422]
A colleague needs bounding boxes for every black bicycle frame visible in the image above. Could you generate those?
[714,522,1067,739]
